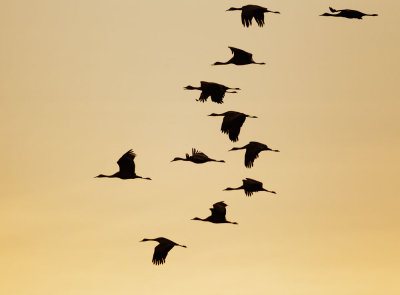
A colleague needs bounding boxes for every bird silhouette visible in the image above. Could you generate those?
[95,149,151,180]
[171,148,225,164]
[192,201,238,224]
[184,81,240,104]
[208,111,257,142]
[226,5,280,27]
[320,7,378,19]
[229,141,279,168]
[213,47,265,66]
[224,178,276,197]
[140,237,186,265]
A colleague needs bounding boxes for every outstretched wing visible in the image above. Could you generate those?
[210,201,227,220]
[229,47,253,61]
[221,112,246,142]
[241,9,253,27]
[191,148,210,162]
[329,7,338,13]
[209,83,227,104]
[117,150,136,175]
[244,147,260,168]
[198,81,211,102]
[152,242,174,265]
[254,10,265,27]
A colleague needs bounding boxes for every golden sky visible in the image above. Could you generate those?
[1,1,399,294]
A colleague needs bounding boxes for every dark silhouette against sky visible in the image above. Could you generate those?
[208,111,257,142]
[227,5,280,27]
[229,141,280,168]
[224,178,276,197]
[171,148,225,164]
[184,81,240,104]
[212,47,265,66]
[192,201,238,225]
[95,149,151,180]
[140,238,187,265]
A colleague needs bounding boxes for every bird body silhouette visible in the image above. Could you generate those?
[224,178,276,196]
[171,148,225,164]
[213,47,265,66]
[321,7,378,19]
[229,141,279,168]
[227,5,280,27]
[184,81,240,104]
[95,150,151,180]
[192,201,238,224]
[140,237,186,265]
[208,111,257,142]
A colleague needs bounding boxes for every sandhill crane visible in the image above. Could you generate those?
[226,5,280,27]
[320,7,378,19]
[184,81,240,104]
[208,111,257,142]
[95,149,151,180]
[213,47,265,66]
[171,148,225,164]
[140,237,186,265]
[224,178,276,196]
[229,141,279,168]
[192,201,238,225]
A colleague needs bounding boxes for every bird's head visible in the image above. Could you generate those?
[171,157,184,162]
[246,114,258,118]
[140,238,151,242]
[212,62,225,66]
[95,174,107,178]
[226,7,241,11]
[184,85,195,90]
[208,113,220,116]
[191,217,202,221]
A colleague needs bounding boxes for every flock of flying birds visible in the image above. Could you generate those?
[95,5,378,265]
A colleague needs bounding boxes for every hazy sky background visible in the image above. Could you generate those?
[1,1,399,294]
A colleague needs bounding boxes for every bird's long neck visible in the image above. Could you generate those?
[269,149,280,152]
[192,217,206,222]
[229,146,246,151]
[252,60,266,65]
[365,13,378,16]
[213,61,231,66]
[227,220,238,225]
[95,173,118,178]
[266,9,280,14]
[322,13,340,17]
[172,157,187,162]
[224,185,244,191]
[227,7,242,11]
[184,85,202,90]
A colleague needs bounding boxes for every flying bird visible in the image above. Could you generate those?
[95,149,151,180]
[224,178,276,197]
[320,7,378,19]
[208,111,257,142]
[229,141,279,168]
[171,148,225,164]
[213,47,265,66]
[184,81,240,104]
[226,5,280,27]
[192,201,238,224]
[140,237,186,265]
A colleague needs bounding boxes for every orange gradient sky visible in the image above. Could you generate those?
[1,1,399,294]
